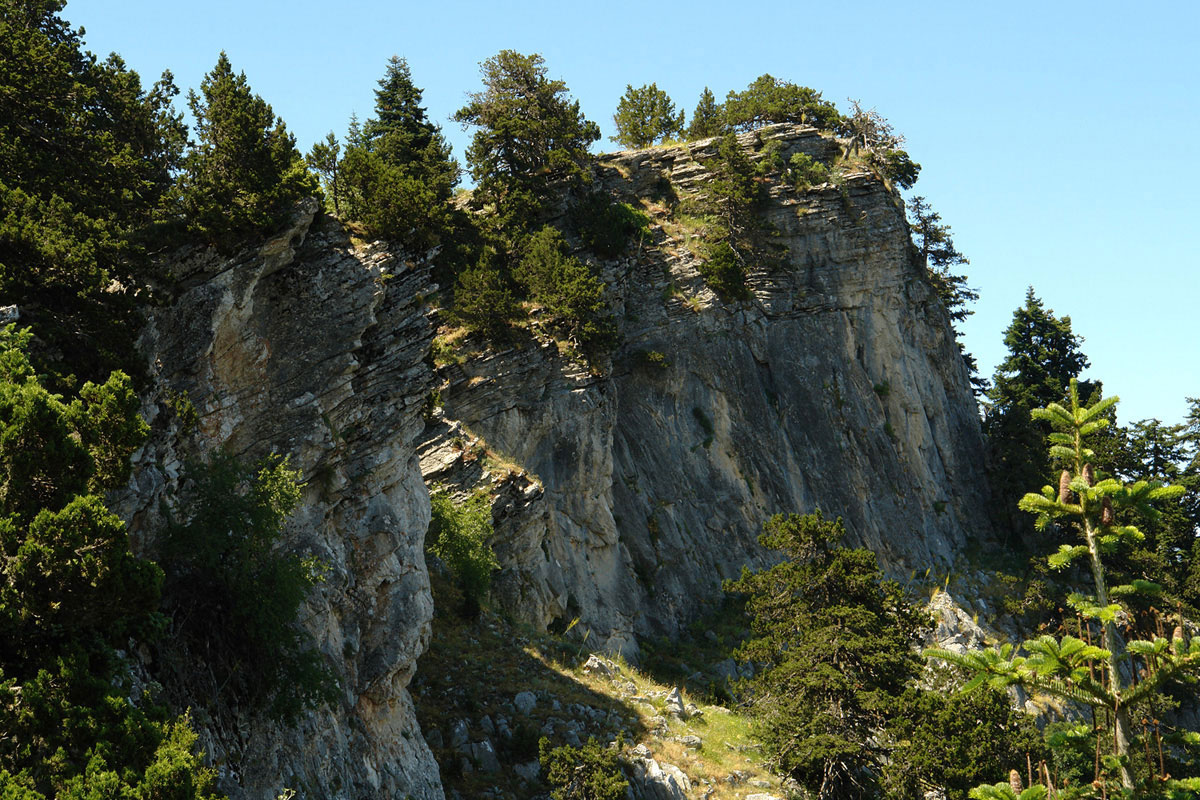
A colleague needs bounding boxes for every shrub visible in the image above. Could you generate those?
[428,489,499,616]
[786,152,830,189]
[697,241,747,300]
[161,452,336,722]
[518,227,618,357]
[539,736,628,800]
[453,252,520,341]
[570,193,650,258]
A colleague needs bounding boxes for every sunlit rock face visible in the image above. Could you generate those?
[119,200,445,799]
[424,125,991,658]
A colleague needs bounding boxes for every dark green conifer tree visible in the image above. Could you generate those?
[686,86,724,139]
[611,83,684,148]
[337,56,458,249]
[454,50,600,242]
[984,289,1090,536]
[176,52,317,245]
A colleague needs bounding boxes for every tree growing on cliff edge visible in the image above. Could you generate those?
[723,74,842,133]
[455,50,600,241]
[687,86,724,139]
[907,197,983,394]
[175,52,316,245]
[929,381,1200,797]
[0,0,187,383]
[611,83,684,148]
[336,56,459,250]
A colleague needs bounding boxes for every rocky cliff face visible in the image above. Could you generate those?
[422,124,992,657]
[116,200,445,799]
[116,124,990,796]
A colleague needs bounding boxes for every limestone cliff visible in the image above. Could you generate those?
[114,123,991,797]
[116,200,444,799]
[421,124,992,657]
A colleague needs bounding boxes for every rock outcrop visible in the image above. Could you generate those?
[423,124,992,656]
[116,200,444,799]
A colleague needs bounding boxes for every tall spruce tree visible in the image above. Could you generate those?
[176,52,316,245]
[336,56,458,249]
[985,289,1090,536]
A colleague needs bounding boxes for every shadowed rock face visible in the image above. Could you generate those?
[117,200,445,799]
[423,125,992,657]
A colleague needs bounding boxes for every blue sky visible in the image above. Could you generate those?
[68,0,1200,426]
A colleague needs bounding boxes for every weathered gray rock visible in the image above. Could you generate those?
[424,124,994,656]
[467,739,501,773]
[513,761,541,782]
[627,755,691,800]
[514,690,538,716]
[117,201,443,799]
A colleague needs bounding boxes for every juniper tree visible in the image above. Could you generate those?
[928,380,1199,796]
[723,74,841,132]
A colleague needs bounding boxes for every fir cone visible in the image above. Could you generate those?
[1082,463,1095,486]
[1174,625,1185,654]
[1010,769,1024,795]
[1059,470,1073,504]
[1101,496,1115,526]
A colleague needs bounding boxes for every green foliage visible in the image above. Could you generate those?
[306,132,343,216]
[569,193,650,258]
[928,381,1199,795]
[336,57,459,250]
[883,687,1044,800]
[428,489,499,616]
[723,74,842,132]
[538,736,628,800]
[0,0,186,382]
[0,329,213,799]
[611,83,684,148]
[518,227,617,356]
[906,196,983,394]
[841,100,921,189]
[455,50,600,238]
[161,452,335,722]
[984,289,1091,535]
[175,52,317,245]
[689,133,762,299]
[453,251,520,341]
[785,152,830,188]
[726,510,924,799]
[686,87,724,139]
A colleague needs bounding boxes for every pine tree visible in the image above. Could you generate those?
[907,196,984,394]
[176,52,317,244]
[929,381,1200,796]
[454,50,600,239]
[611,83,684,148]
[722,74,841,132]
[337,57,458,249]
[0,0,186,382]
[686,87,724,139]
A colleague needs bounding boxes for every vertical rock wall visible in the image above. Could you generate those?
[422,125,992,656]
[118,201,444,799]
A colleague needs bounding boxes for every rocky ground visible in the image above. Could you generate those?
[411,571,791,800]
